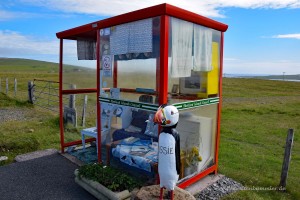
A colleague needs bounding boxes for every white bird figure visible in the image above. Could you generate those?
[154,104,180,200]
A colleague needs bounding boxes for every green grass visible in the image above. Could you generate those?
[0,93,61,165]
[219,78,300,200]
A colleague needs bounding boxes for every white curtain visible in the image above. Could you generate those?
[193,24,212,71]
[170,18,193,78]
[77,39,96,60]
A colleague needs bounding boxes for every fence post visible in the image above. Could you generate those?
[279,128,294,190]
[6,78,8,95]
[0,78,1,93]
[69,84,76,109]
[81,95,88,127]
[28,81,34,103]
[14,78,17,97]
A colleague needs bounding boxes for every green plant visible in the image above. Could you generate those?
[78,163,143,192]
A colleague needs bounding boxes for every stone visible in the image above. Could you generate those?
[135,185,195,200]
[0,156,8,161]
[195,177,243,200]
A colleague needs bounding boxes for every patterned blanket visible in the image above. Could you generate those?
[112,138,158,172]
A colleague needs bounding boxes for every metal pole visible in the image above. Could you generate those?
[59,38,64,153]
[96,29,102,163]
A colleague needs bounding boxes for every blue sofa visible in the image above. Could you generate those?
[112,110,158,142]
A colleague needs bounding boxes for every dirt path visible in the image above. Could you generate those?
[0,108,29,124]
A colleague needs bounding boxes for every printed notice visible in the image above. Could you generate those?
[102,55,113,77]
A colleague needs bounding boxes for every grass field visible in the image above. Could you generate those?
[1,58,300,199]
[220,78,300,200]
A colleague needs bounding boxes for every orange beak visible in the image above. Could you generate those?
[153,108,171,126]
[154,109,163,124]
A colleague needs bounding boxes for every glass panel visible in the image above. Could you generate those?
[99,17,160,104]
[177,104,218,179]
[168,17,221,104]
[167,17,221,180]
[98,17,161,176]
[62,40,97,90]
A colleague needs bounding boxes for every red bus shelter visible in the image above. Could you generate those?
[56,3,228,188]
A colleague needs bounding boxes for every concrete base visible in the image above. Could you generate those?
[185,174,224,195]
[135,185,195,200]
[14,149,58,162]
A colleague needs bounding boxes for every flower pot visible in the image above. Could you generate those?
[74,169,131,200]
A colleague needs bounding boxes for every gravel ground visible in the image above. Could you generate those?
[0,108,28,124]
[195,176,243,200]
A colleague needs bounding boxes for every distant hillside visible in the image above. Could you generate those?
[248,74,300,80]
[0,58,94,73]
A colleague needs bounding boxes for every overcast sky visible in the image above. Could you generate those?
[1,0,300,75]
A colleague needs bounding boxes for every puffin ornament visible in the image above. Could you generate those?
[154,104,180,200]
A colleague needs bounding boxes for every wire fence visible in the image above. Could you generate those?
[0,77,29,101]
[32,79,61,112]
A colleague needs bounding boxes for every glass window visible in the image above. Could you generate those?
[177,104,218,179]
[99,17,161,105]
[168,17,221,104]
[62,40,97,90]
[167,17,221,180]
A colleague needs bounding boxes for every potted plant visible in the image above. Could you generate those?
[181,146,202,176]
[75,163,143,200]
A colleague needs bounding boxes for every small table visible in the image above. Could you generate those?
[81,127,110,153]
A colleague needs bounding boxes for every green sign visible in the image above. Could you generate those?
[99,97,158,111]
[100,97,219,111]
[173,97,219,110]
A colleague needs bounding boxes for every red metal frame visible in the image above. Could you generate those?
[58,38,99,152]
[57,3,228,188]
[62,88,97,95]
[158,15,169,105]
[56,4,227,40]
[64,138,95,148]
[96,29,102,163]
[59,39,64,153]
[113,61,118,88]
[214,32,225,173]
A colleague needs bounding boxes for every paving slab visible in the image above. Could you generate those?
[14,148,58,162]
[0,153,96,200]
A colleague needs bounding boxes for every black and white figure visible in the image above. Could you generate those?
[154,104,180,200]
